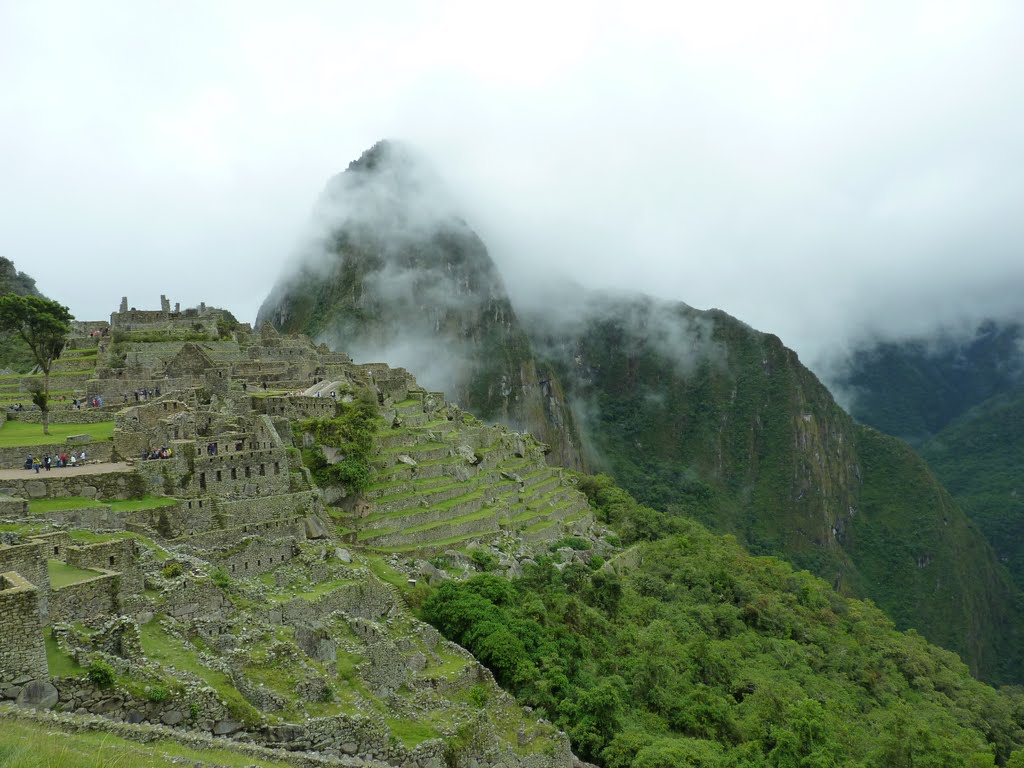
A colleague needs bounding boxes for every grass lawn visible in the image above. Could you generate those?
[44,627,83,677]
[48,559,102,587]
[0,719,296,768]
[0,420,115,448]
[29,495,177,514]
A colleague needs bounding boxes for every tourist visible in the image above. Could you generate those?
[44,454,51,471]
[79,450,86,465]
[24,454,32,470]
[69,454,76,467]
[33,457,40,473]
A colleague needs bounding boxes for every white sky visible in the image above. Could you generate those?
[2,0,1023,370]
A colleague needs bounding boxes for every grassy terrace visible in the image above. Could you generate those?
[0,718,296,768]
[139,617,262,726]
[0,421,115,447]
[48,559,102,587]
[28,495,177,514]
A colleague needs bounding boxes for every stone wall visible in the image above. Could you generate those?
[0,441,114,469]
[216,538,297,578]
[180,517,305,550]
[4,409,112,425]
[30,505,127,533]
[66,539,142,595]
[0,470,146,502]
[0,572,47,684]
[163,579,231,622]
[49,572,119,623]
[191,448,291,498]
[0,541,48,598]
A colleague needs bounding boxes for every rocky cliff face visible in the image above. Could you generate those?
[524,292,1024,683]
[257,141,584,470]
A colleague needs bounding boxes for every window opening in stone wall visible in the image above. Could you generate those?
[199,472,206,490]
[109,555,115,566]
[273,462,280,474]
[216,470,222,482]
[231,467,237,480]
[245,466,251,478]
[259,464,265,476]
[53,546,59,555]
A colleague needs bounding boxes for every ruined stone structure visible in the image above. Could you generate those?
[0,296,595,768]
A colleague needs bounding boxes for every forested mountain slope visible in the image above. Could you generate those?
[525,294,1024,683]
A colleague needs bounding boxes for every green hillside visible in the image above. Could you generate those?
[921,384,1024,587]
[527,295,1024,683]
[422,477,1024,768]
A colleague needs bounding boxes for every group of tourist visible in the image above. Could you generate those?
[24,451,87,472]
[141,446,173,460]
[70,397,103,409]
[125,386,160,403]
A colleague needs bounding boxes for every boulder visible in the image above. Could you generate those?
[304,516,329,539]
[161,710,184,725]
[66,433,92,444]
[397,454,417,467]
[455,444,480,465]
[15,680,58,709]
[334,548,352,563]
[213,719,242,735]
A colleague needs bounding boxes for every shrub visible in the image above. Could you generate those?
[161,562,184,579]
[210,568,231,588]
[146,685,169,702]
[86,659,115,688]
[470,550,498,572]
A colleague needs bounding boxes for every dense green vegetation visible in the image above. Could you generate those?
[531,296,1024,684]
[295,392,381,492]
[920,384,1024,588]
[423,478,1024,767]
[0,256,43,373]
[836,320,1022,446]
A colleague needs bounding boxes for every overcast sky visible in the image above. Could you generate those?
[2,0,1023,371]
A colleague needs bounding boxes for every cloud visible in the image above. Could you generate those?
[2,0,1023,381]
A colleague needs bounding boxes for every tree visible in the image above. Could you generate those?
[0,293,72,435]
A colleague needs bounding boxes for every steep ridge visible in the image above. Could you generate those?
[833,320,1024,588]
[524,292,1024,683]
[257,141,584,470]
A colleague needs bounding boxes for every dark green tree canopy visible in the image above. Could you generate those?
[0,293,72,373]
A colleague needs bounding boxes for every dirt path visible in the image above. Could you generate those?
[0,462,134,481]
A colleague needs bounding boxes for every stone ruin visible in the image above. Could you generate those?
[0,295,596,768]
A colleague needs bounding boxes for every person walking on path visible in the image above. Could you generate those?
[44,454,51,471]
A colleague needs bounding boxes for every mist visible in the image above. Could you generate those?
[3,1,1024,381]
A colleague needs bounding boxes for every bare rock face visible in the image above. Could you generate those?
[257,141,585,470]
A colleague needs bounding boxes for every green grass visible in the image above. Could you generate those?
[66,529,171,561]
[28,497,105,514]
[0,421,115,447]
[107,495,177,512]
[0,718,296,768]
[266,578,356,602]
[28,495,176,515]
[362,555,408,589]
[48,559,102,587]
[384,718,440,749]
[139,617,262,727]
[44,627,83,677]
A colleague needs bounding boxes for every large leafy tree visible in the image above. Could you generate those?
[0,293,72,434]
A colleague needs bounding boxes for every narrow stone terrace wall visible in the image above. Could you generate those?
[49,572,119,623]
[0,572,47,684]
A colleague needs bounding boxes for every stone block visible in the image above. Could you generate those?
[66,434,92,444]
[15,680,58,709]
